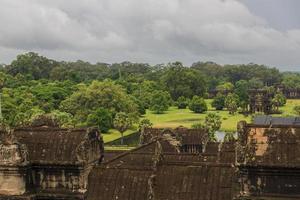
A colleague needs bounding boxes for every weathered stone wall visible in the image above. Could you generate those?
[237,122,300,199]
[0,142,30,196]
[0,126,103,199]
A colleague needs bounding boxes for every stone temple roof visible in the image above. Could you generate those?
[86,135,237,200]
[238,121,300,168]
[253,115,300,126]
[141,127,208,145]
[0,126,103,165]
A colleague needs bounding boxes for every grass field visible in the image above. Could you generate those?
[103,99,300,145]
[144,99,300,132]
[102,128,136,143]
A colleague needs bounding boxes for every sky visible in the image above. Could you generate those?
[0,0,299,71]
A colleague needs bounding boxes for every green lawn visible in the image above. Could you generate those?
[104,99,300,144]
[102,128,136,143]
[143,99,300,132]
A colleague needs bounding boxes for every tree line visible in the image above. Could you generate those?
[0,52,299,137]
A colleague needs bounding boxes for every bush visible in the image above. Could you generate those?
[189,96,207,113]
[204,113,222,141]
[211,93,225,110]
[176,96,189,109]
[225,93,239,114]
[294,105,300,115]
[87,108,112,133]
[191,122,205,129]
[149,90,171,114]
[138,119,153,131]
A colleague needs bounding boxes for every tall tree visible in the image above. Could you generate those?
[113,112,133,145]
[161,62,207,100]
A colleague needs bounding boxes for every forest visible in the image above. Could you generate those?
[0,52,300,143]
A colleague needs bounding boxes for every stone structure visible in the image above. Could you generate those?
[249,89,274,114]
[2,117,300,200]
[140,127,209,153]
[236,120,300,199]
[86,136,237,200]
[0,122,103,200]
[277,85,300,99]
[87,120,300,200]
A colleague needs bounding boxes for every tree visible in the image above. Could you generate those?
[50,110,74,128]
[204,113,222,141]
[189,96,207,113]
[234,80,250,112]
[272,92,286,111]
[282,73,300,89]
[294,106,300,115]
[225,93,239,114]
[60,80,138,124]
[149,90,171,114]
[87,108,112,133]
[6,52,58,80]
[216,82,234,92]
[224,132,235,142]
[191,113,222,141]
[138,119,153,131]
[176,96,189,109]
[113,112,133,145]
[211,94,225,110]
[161,62,207,100]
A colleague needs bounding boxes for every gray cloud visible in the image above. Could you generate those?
[0,0,299,70]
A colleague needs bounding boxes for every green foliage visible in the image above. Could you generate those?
[176,96,189,109]
[234,80,250,112]
[113,112,134,145]
[49,110,74,128]
[189,96,207,113]
[225,93,240,114]
[138,118,153,131]
[282,73,300,89]
[211,94,225,110]
[60,80,138,123]
[216,82,234,91]
[294,105,300,115]
[272,92,287,111]
[191,123,205,129]
[6,52,58,80]
[161,62,207,100]
[204,113,222,141]
[87,108,112,133]
[149,90,171,114]
[191,113,222,141]
[224,132,235,142]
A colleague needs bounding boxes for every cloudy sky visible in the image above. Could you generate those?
[0,0,299,70]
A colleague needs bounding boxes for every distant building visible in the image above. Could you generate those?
[253,115,300,126]
[249,89,274,114]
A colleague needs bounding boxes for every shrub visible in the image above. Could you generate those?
[149,90,171,114]
[225,93,239,114]
[294,105,300,115]
[211,93,225,110]
[176,96,189,109]
[189,96,207,113]
[87,108,112,133]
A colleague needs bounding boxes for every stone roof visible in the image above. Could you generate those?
[238,121,300,168]
[141,127,208,145]
[0,126,104,165]
[253,115,300,126]
[86,136,237,200]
